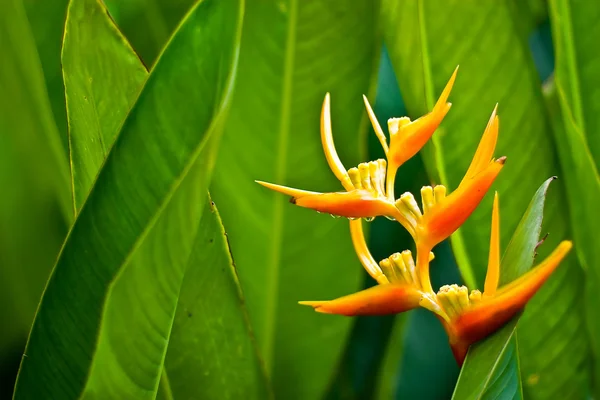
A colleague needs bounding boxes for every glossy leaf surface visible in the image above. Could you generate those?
[548,0,600,390]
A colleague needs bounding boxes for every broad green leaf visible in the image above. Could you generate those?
[381,1,589,397]
[548,0,600,390]
[62,0,148,210]
[163,197,271,399]
[0,0,70,369]
[14,0,244,398]
[453,177,555,400]
[210,2,379,398]
[62,2,268,398]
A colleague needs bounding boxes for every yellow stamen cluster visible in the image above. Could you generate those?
[379,250,433,285]
[436,284,482,321]
[347,159,387,197]
[394,185,448,235]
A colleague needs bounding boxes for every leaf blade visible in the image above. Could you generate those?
[210,2,380,398]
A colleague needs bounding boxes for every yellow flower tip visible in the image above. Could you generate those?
[461,106,501,185]
[484,191,501,297]
[256,180,319,199]
[387,68,458,168]
[320,93,353,191]
[362,95,389,154]
[433,65,459,113]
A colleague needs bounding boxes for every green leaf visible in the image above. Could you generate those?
[13,0,244,398]
[381,1,589,397]
[62,0,148,211]
[163,197,271,399]
[0,0,71,219]
[453,320,523,400]
[210,2,379,399]
[453,177,554,400]
[23,0,70,153]
[548,0,600,391]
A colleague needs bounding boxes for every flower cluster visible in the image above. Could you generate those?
[257,68,572,364]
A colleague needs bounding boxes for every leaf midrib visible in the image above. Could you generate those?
[551,0,586,130]
[264,0,298,374]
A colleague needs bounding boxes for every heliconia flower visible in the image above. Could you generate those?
[300,192,573,366]
[363,67,458,199]
[256,73,570,366]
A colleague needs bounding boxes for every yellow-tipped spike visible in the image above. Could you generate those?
[350,219,389,284]
[484,192,500,297]
[433,65,459,113]
[321,93,354,191]
[256,180,320,198]
[460,104,499,185]
[363,95,389,154]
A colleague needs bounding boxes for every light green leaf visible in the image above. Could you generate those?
[210,2,379,399]
[14,0,244,398]
[62,0,148,211]
[548,0,600,391]
[381,1,589,397]
[453,177,556,400]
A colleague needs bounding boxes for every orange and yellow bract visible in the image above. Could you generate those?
[257,68,572,365]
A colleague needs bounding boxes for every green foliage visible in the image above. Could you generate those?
[1,0,598,399]
[14,0,243,397]
[381,1,589,398]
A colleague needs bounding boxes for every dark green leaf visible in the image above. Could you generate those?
[23,0,70,153]
[163,197,271,399]
[381,1,589,397]
[0,0,70,372]
[104,0,196,66]
[453,320,523,400]
[210,2,379,398]
[14,0,243,398]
